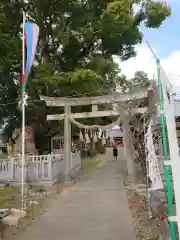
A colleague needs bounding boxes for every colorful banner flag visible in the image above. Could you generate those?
[19,22,39,106]
[23,22,39,88]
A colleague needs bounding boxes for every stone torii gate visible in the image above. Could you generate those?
[40,84,152,183]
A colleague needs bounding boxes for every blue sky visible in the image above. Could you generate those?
[118,0,180,86]
[141,0,180,58]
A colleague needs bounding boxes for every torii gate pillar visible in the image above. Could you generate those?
[64,105,71,182]
[122,112,135,183]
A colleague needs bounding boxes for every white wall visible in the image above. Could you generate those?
[0,153,81,186]
[174,100,180,117]
[106,129,123,138]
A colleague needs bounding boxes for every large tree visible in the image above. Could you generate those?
[26,0,170,96]
[0,0,171,142]
[0,0,171,97]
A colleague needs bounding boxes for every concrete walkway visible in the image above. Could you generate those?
[19,155,135,239]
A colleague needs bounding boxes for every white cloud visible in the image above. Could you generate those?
[114,44,180,87]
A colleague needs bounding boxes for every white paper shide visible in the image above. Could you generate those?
[145,123,163,190]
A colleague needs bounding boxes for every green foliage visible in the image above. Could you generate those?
[81,158,101,170]
[116,71,151,92]
[25,0,171,96]
[96,142,106,154]
[86,141,106,158]
[33,67,104,96]
[0,0,172,76]
[0,0,171,143]
[0,0,22,73]
[88,149,98,158]
[145,1,171,28]
[131,71,150,87]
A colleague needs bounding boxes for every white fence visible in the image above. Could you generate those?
[0,152,81,186]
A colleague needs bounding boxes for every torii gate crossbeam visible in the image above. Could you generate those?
[41,85,152,183]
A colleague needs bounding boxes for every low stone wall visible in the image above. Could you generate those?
[0,152,81,186]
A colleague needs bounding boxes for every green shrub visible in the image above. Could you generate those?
[88,149,97,158]
[95,142,106,154]
[98,145,106,154]
[82,158,101,169]
[80,150,88,158]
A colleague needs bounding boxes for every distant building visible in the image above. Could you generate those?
[50,132,80,154]
[51,133,64,154]
[0,140,6,154]
[106,125,123,146]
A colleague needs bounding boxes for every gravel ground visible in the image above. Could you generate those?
[123,168,171,240]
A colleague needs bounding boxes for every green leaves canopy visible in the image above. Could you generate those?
[0,0,171,87]
[0,0,171,139]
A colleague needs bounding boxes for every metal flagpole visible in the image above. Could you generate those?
[146,41,176,238]
[21,10,26,211]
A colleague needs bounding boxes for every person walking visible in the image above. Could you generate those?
[113,146,118,160]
